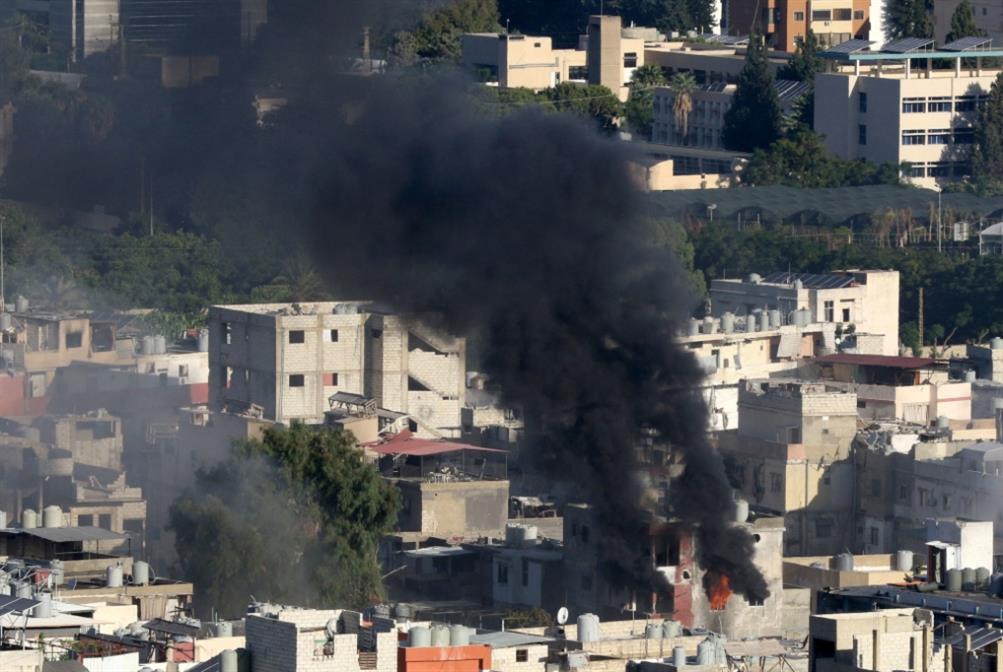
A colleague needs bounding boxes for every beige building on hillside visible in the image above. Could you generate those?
[710,270,900,356]
[815,42,1003,187]
[208,302,465,436]
[461,33,587,89]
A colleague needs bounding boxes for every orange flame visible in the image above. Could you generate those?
[709,574,731,611]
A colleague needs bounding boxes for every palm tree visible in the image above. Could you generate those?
[272,256,325,302]
[671,73,696,145]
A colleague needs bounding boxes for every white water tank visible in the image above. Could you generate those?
[15,582,31,598]
[409,626,431,647]
[673,646,686,668]
[42,506,62,528]
[688,319,700,336]
[769,309,781,328]
[645,623,663,639]
[15,296,28,313]
[133,560,150,586]
[721,312,735,334]
[34,593,52,619]
[733,498,749,523]
[215,621,233,637]
[154,335,167,355]
[697,639,715,666]
[662,620,682,638]
[450,624,470,646]
[107,564,124,588]
[992,337,1003,350]
[577,613,600,643]
[198,330,210,352]
[221,649,238,672]
[22,509,37,529]
[895,550,914,572]
[430,624,450,647]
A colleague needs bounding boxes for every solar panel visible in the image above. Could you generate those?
[0,594,40,617]
[942,36,993,51]
[882,37,935,53]
[706,34,748,45]
[826,38,873,54]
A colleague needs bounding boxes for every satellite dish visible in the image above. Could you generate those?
[557,607,569,625]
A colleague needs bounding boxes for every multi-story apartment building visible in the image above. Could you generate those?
[816,41,1003,187]
[709,270,900,356]
[726,0,871,52]
[718,380,860,555]
[207,302,466,437]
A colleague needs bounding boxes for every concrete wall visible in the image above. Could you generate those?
[396,480,509,538]
[491,644,548,672]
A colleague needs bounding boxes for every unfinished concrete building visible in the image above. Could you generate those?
[207,302,465,437]
[718,380,859,555]
[809,608,943,672]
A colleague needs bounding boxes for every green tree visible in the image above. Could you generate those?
[670,72,696,144]
[886,0,934,39]
[723,33,782,152]
[778,32,822,83]
[945,0,984,43]
[972,73,1003,183]
[624,64,667,139]
[169,425,400,617]
[545,82,622,133]
[392,0,500,63]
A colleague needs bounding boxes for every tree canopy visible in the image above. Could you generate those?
[886,0,934,39]
[169,425,400,617]
[624,64,667,139]
[722,34,781,152]
[945,0,984,43]
[972,73,1003,185]
[778,32,822,83]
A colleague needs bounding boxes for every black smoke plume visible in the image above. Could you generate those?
[306,72,768,603]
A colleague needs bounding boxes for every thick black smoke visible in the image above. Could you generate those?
[306,74,768,603]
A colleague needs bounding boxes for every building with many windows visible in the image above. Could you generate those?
[725,0,871,52]
[815,38,1003,187]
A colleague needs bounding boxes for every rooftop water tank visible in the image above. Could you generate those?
[0,510,6,529]
[22,509,36,530]
[688,319,700,336]
[450,624,470,646]
[15,296,28,313]
[430,624,450,647]
[946,568,963,592]
[748,273,762,284]
[721,312,735,334]
[990,573,1003,597]
[696,639,715,666]
[673,646,686,669]
[662,620,682,638]
[215,621,233,638]
[154,335,167,355]
[759,310,770,332]
[966,370,977,382]
[702,316,716,335]
[976,567,991,589]
[221,649,238,672]
[133,561,150,586]
[834,553,854,571]
[645,623,663,639]
[15,582,31,599]
[34,592,52,619]
[0,581,10,596]
[733,498,749,524]
[506,523,538,547]
[198,330,210,352]
[107,564,123,588]
[409,626,431,647]
[42,505,62,529]
[372,604,391,619]
[895,550,914,573]
[994,398,1003,411]
[750,309,763,332]
[577,613,600,643]
[992,337,1003,350]
[395,604,413,620]
[0,313,10,331]
[962,567,977,591]
[936,416,950,429]
[142,336,155,355]
[49,559,63,587]
[769,309,781,328]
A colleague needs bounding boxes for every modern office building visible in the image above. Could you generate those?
[726,0,870,52]
[815,38,1003,187]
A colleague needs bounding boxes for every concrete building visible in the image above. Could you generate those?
[815,353,972,424]
[643,41,786,84]
[718,380,859,555]
[815,42,1003,187]
[49,0,120,62]
[587,14,646,99]
[679,318,835,431]
[710,270,900,356]
[726,0,870,52]
[122,0,267,54]
[809,608,943,672]
[208,302,465,437]
[461,33,587,89]
[246,606,398,672]
[965,340,1003,383]
[651,79,809,148]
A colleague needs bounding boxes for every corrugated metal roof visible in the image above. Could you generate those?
[369,436,506,456]
[144,618,200,637]
[816,353,937,369]
[6,526,127,543]
[470,631,554,648]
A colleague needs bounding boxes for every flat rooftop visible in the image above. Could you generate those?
[211,301,392,316]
